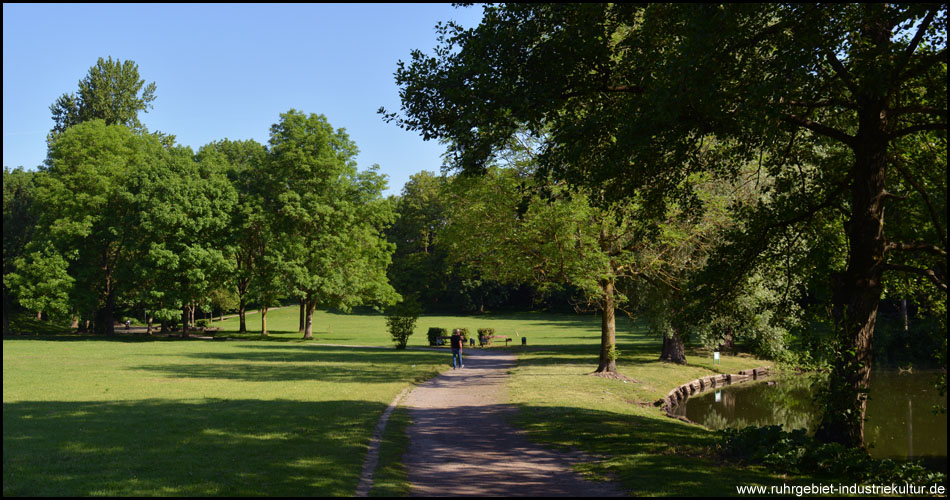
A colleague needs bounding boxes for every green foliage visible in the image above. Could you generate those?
[457,327,470,342]
[426,327,447,346]
[388,2,947,446]
[50,56,157,135]
[266,109,399,337]
[35,120,156,333]
[477,327,494,340]
[718,425,945,485]
[132,141,238,329]
[4,245,74,319]
[385,298,422,349]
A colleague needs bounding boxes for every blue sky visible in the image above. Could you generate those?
[2,3,484,195]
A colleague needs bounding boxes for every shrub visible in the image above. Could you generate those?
[427,327,447,347]
[386,299,421,350]
[458,327,470,342]
[717,425,946,485]
[477,328,495,345]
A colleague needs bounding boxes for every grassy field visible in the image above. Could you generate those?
[207,305,636,347]
[5,307,808,496]
[2,336,448,496]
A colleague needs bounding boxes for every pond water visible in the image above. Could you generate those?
[671,371,948,464]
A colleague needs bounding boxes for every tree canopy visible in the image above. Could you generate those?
[50,56,157,135]
[386,3,947,448]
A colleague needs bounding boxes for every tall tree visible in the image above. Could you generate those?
[135,144,237,338]
[387,3,947,449]
[50,56,157,135]
[2,167,40,334]
[387,170,457,309]
[267,110,399,339]
[197,139,270,333]
[36,120,153,335]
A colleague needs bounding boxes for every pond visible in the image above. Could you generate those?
[671,371,947,465]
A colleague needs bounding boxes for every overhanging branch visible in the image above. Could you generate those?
[884,263,948,292]
[885,239,947,257]
[889,122,948,140]
[890,156,949,248]
[782,113,856,146]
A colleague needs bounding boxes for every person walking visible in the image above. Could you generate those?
[450,328,464,369]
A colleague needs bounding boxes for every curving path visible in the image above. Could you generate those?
[401,350,624,497]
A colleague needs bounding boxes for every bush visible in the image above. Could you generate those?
[427,327,447,347]
[386,300,421,350]
[717,425,946,485]
[458,327,470,342]
[477,327,495,345]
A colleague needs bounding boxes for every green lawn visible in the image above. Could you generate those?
[209,305,635,348]
[2,337,447,496]
[505,344,831,496]
[5,308,816,496]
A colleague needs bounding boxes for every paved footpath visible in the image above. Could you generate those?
[401,350,625,497]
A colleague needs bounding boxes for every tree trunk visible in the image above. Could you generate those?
[303,296,317,340]
[719,327,735,354]
[36,310,43,320]
[96,288,116,337]
[595,280,617,373]
[659,331,687,364]
[814,87,889,449]
[261,306,269,336]
[239,299,247,333]
[181,305,190,339]
[299,297,306,333]
[900,299,909,332]
[146,314,153,336]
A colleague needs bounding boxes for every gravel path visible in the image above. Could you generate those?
[401,350,625,497]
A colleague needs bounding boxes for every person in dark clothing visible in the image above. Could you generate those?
[450,328,464,369]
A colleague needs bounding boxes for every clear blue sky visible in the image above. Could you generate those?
[2,3,484,195]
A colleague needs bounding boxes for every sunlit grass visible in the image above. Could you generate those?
[4,308,816,496]
[2,339,447,496]
[211,305,647,348]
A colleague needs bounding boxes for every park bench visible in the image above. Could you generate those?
[480,335,512,346]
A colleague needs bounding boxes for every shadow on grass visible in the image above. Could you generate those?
[131,345,447,384]
[2,398,386,497]
[509,404,814,496]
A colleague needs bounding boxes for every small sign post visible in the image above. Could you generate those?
[714,351,721,365]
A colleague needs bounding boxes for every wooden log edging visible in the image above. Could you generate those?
[653,367,772,415]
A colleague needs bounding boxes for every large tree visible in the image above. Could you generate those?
[134,144,237,338]
[386,4,947,448]
[35,120,154,335]
[197,139,271,333]
[266,110,399,339]
[50,56,157,135]
[3,167,40,334]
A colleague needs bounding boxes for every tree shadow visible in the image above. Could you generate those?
[132,345,447,384]
[507,404,817,496]
[2,398,388,496]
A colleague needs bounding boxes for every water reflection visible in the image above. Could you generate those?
[672,371,947,462]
